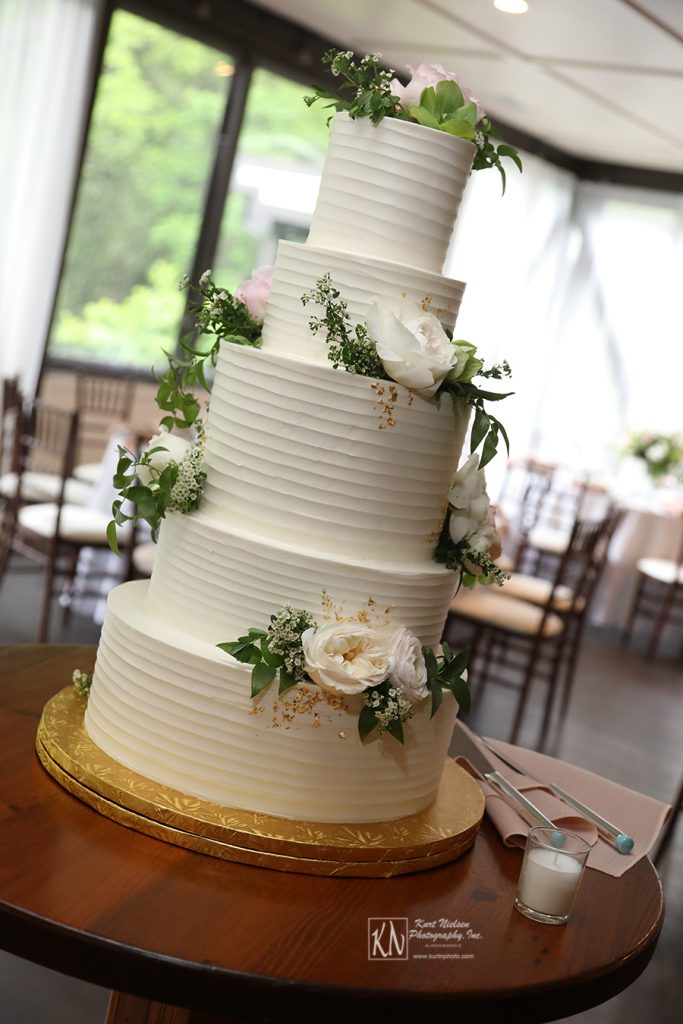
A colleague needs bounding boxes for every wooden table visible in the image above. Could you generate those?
[0,645,665,1024]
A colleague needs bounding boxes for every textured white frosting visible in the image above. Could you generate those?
[147,510,457,648]
[307,112,475,274]
[84,111,476,826]
[202,344,469,561]
[85,582,459,823]
[260,240,466,364]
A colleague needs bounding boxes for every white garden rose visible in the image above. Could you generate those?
[302,622,393,696]
[387,627,428,703]
[366,297,457,397]
[137,429,192,485]
[448,454,500,554]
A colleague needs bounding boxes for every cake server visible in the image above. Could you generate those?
[451,723,559,832]
[481,738,635,855]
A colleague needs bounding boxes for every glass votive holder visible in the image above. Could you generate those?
[514,827,591,925]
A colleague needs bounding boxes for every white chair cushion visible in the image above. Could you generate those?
[72,462,103,485]
[132,541,156,576]
[637,557,683,585]
[17,503,130,545]
[526,525,569,555]
[0,471,92,506]
[499,572,583,612]
[450,588,565,638]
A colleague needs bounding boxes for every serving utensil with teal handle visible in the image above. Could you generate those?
[481,738,635,855]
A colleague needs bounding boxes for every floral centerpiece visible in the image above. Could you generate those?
[624,430,683,484]
[305,50,522,191]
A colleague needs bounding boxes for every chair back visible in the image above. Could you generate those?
[18,400,80,507]
[551,504,623,617]
[75,374,135,464]
[1,377,22,476]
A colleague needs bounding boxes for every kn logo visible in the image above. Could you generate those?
[367,918,409,960]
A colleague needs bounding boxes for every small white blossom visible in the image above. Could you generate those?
[178,274,190,291]
[199,268,212,288]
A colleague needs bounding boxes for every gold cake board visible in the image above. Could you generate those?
[36,687,485,877]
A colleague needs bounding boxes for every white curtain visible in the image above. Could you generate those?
[445,151,578,495]
[542,182,683,476]
[0,0,103,396]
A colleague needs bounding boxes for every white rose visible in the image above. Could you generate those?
[390,61,485,122]
[387,627,428,703]
[646,440,669,463]
[366,298,457,397]
[137,429,191,485]
[302,622,393,696]
[448,454,500,554]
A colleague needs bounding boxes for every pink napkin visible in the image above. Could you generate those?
[455,723,671,877]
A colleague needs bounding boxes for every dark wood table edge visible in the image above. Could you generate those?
[0,875,664,1024]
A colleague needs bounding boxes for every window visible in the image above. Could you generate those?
[212,67,329,290]
[47,9,332,374]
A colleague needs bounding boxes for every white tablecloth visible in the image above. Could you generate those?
[591,497,683,630]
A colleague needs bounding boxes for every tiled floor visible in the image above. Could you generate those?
[0,560,680,1023]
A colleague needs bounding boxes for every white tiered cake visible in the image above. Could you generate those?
[84,112,477,824]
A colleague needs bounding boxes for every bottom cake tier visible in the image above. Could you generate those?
[84,581,460,824]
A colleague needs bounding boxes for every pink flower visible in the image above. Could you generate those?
[235,265,274,323]
[390,61,485,122]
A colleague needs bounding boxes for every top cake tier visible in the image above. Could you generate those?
[307,112,476,275]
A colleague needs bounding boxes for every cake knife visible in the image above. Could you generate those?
[450,724,561,834]
[481,738,635,855]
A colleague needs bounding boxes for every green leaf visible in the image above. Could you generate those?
[247,628,268,640]
[106,519,120,557]
[498,144,524,173]
[358,704,379,742]
[386,718,405,745]
[428,677,443,719]
[278,667,298,694]
[448,676,472,715]
[423,646,439,681]
[439,116,475,140]
[260,640,284,667]
[490,414,511,455]
[470,407,490,453]
[251,661,276,697]
[478,427,499,470]
[409,105,440,130]
[441,647,469,681]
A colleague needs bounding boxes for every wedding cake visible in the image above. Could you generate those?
[84,57,515,825]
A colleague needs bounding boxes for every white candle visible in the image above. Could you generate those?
[517,847,583,917]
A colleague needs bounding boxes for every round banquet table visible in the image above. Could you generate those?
[0,645,665,1024]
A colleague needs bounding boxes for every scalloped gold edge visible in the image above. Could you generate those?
[36,687,484,875]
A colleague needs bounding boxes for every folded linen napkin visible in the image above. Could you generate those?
[455,722,671,877]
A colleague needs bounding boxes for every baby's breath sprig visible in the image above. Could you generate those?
[359,684,413,744]
[301,274,387,379]
[72,668,93,698]
[304,49,402,124]
[433,529,510,590]
[217,605,316,699]
[106,438,206,555]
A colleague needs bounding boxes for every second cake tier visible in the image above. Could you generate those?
[202,344,469,563]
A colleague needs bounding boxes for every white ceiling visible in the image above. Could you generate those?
[254,0,683,174]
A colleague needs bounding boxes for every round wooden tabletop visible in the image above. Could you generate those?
[0,645,664,1024]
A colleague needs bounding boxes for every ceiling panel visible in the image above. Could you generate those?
[422,0,683,70]
[251,0,683,173]
[254,0,499,54]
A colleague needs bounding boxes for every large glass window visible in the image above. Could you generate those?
[50,10,231,368]
[212,67,329,290]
